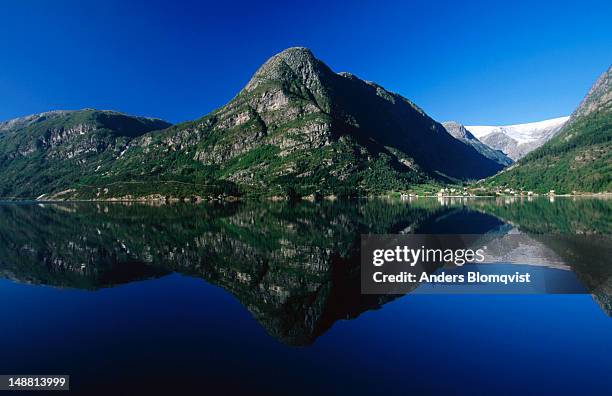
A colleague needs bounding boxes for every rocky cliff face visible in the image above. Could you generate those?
[571,65,612,120]
[442,121,513,166]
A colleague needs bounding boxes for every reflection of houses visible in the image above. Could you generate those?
[400,193,418,200]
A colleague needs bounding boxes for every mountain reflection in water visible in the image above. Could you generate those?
[0,197,610,346]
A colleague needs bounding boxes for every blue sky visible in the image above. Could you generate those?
[0,0,610,125]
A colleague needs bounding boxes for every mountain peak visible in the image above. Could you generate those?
[226,47,505,182]
[244,47,332,94]
[442,121,513,166]
[572,64,612,120]
[276,46,314,57]
[442,121,473,140]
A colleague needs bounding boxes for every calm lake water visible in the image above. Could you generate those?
[0,197,610,395]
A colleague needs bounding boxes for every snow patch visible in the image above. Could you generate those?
[466,116,569,144]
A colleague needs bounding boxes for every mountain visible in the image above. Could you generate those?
[487,65,612,193]
[0,110,73,133]
[442,121,513,166]
[0,109,171,198]
[62,47,502,200]
[466,116,569,160]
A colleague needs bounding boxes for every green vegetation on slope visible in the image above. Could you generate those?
[487,110,611,193]
[0,109,171,198]
[485,64,611,193]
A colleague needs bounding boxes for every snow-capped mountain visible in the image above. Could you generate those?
[466,116,569,160]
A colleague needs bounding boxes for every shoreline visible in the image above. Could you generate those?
[1,193,610,204]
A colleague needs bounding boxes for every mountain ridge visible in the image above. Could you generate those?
[0,109,168,133]
[442,121,513,166]
[0,109,171,198]
[2,48,606,199]
[0,47,505,200]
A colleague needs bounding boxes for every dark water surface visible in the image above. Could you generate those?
[0,197,610,395]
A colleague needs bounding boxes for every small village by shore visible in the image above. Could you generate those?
[395,186,611,200]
